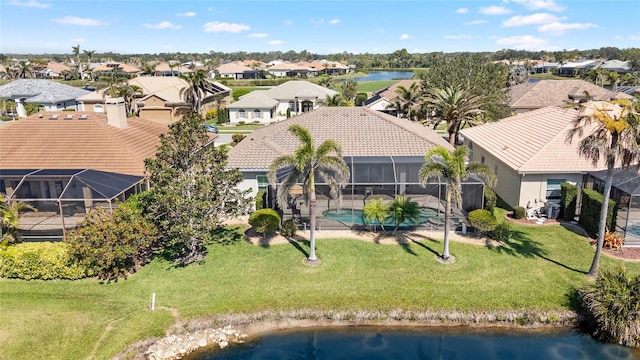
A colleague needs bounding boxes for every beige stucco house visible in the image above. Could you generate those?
[460,106,605,211]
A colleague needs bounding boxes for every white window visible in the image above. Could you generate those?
[254,109,261,118]
[93,104,104,113]
[239,109,246,118]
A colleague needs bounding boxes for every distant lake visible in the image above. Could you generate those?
[344,71,414,82]
[191,326,640,359]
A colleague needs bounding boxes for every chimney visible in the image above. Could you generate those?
[105,97,128,128]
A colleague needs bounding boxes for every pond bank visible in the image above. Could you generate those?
[121,309,579,360]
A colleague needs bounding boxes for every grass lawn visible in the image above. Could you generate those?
[215,123,265,132]
[1,213,639,359]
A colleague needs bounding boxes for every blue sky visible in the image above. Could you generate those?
[1,0,639,55]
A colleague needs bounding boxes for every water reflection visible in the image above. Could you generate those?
[341,71,414,82]
[192,326,640,360]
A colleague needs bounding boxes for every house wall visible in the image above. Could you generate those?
[139,108,172,124]
[228,108,274,124]
[518,173,584,207]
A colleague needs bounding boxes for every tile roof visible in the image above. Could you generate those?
[509,79,632,111]
[0,111,168,176]
[0,79,90,104]
[153,62,193,73]
[460,106,606,174]
[217,62,254,74]
[227,91,278,109]
[227,107,453,170]
[129,76,190,103]
[92,62,141,73]
[376,79,421,101]
[261,80,338,100]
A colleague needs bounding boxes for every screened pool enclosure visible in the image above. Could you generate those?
[0,169,147,240]
[270,156,486,231]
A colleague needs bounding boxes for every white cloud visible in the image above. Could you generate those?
[203,21,250,33]
[177,11,196,17]
[311,18,325,24]
[510,0,565,12]
[502,13,563,27]
[444,34,473,40]
[268,40,284,45]
[8,0,50,8]
[496,34,550,50]
[456,8,469,14]
[54,16,109,26]
[465,20,487,25]
[329,19,340,25]
[479,5,511,15]
[399,33,410,40]
[71,38,85,43]
[143,21,181,30]
[247,32,268,38]
[284,19,293,25]
[538,21,598,35]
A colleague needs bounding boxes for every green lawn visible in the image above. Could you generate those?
[1,215,639,359]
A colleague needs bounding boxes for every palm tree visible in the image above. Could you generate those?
[419,146,495,260]
[607,71,620,91]
[1,194,36,245]
[111,84,142,115]
[71,45,83,80]
[317,76,335,89]
[387,195,421,234]
[10,60,33,79]
[566,99,640,277]
[267,125,350,263]
[422,86,485,146]
[322,94,348,107]
[83,50,95,79]
[394,82,422,121]
[362,198,389,232]
[180,69,209,113]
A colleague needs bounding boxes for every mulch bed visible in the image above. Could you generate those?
[504,213,640,261]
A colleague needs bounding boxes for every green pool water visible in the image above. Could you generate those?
[322,208,438,227]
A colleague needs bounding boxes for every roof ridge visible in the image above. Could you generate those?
[366,108,452,149]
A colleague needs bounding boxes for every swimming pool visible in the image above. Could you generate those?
[322,208,438,227]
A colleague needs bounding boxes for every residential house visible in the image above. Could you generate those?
[217,62,263,80]
[152,62,193,76]
[267,63,318,78]
[92,62,141,77]
[459,106,605,212]
[508,79,632,114]
[0,103,169,239]
[225,91,278,124]
[364,79,421,116]
[557,60,599,76]
[227,107,486,229]
[303,60,350,75]
[33,61,71,79]
[599,60,633,74]
[0,79,90,117]
[226,80,337,123]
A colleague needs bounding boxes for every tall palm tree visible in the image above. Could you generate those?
[83,49,95,79]
[111,84,143,115]
[394,82,422,121]
[71,45,83,80]
[419,146,495,260]
[422,86,485,146]
[267,125,350,263]
[607,71,620,91]
[180,69,209,113]
[566,99,640,277]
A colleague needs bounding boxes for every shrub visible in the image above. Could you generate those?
[281,219,298,237]
[231,134,246,147]
[484,187,497,212]
[249,209,281,238]
[489,221,511,242]
[513,206,526,219]
[467,209,497,234]
[603,230,624,250]
[560,182,578,220]
[580,265,640,348]
[205,109,218,120]
[0,242,89,280]
[232,88,252,101]
[255,189,266,210]
[65,198,158,281]
[579,188,617,237]
[355,93,368,106]
[238,120,245,125]
[217,108,229,124]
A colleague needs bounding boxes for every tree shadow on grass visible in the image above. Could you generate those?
[286,237,310,258]
[490,229,587,274]
[402,232,441,257]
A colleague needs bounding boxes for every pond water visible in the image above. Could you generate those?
[343,71,414,82]
[192,326,640,360]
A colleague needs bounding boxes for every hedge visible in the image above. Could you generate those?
[579,188,617,237]
[249,209,281,237]
[0,242,90,280]
[484,187,497,212]
[560,182,578,221]
[255,189,266,210]
[467,209,497,234]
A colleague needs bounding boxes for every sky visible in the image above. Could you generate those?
[1,0,639,55]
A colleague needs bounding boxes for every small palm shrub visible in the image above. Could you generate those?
[513,206,526,219]
[489,221,511,242]
[249,209,281,238]
[579,265,640,348]
[281,219,298,237]
[468,209,497,234]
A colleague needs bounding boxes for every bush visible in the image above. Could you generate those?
[205,109,218,120]
[0,242,89,280]
[579,188,617,237]
[249,209,281,237]
[580,265,640,348]
[231,134,246,147]
[513,206,526,219]
[255,189,266,210]
[232,88,252,101]
[281,219,298,237]
[560,182,578,220]
[65,197,158,281]
[217,108,229,124]
[355,92,368,106]
[489,222,511,242]
[467,209,497,234]
[484,187,497,212]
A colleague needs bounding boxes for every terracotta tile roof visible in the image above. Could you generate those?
[92,62,141,73]
[460,106,606,174]
[217,62,254,74]
[227,107,453,170]
[509,79,632,111]
[153,62,193,73]
[0,111,168,176]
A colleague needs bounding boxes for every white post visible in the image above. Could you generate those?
[151,293,156,311]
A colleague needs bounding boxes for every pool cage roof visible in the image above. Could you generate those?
[589,165,640,196]
[1,169,145,201]
[274,156,485,185]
